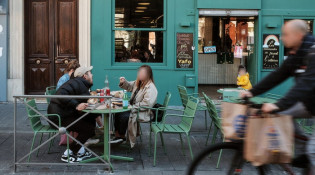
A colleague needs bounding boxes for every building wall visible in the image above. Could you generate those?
[91,0,198,105]
[7,0,91,101]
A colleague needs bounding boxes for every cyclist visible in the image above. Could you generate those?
[241,19,315,174]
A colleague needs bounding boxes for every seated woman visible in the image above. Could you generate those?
[111,65,158,148]
[56,60,80,90]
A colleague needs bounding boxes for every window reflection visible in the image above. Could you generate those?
[115,0,164,28]
[115,31,163,63]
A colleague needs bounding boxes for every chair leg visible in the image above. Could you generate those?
[48,133,53,153]
[28,133,37,162]
[209,128,218,158]
[159,133,167,154]
[205,110,207,130]
[149,125,152,157]
[139,123,143,142]
[36,133,44,157]
[67,133,70,163]
[216,137,225,168]
[153,133,158,167]
[205,121,213,146]
[186,134,194,160]
[179,133,185,156]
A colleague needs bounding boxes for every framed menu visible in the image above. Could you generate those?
[176,33,194,69]
[262,34,280,69]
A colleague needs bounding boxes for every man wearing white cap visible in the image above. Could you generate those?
[48,66,97,163]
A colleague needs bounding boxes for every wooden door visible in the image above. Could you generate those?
[24,0,78,94]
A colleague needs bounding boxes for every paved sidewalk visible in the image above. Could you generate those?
[0,102,302,175]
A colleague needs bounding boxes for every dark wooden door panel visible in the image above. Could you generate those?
[25,0,78,94]
[25,0,54,94]
[54,0,78,83]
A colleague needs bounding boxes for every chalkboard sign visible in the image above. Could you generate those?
[263,34,280,69]
[176,33,194,68]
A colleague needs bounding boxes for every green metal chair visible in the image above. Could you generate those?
[151,96,199,166]
[203,93,224,168]
[24,98,61,162]
[45,86,57,104]
[137,92,172,156]
[177,85,208,129]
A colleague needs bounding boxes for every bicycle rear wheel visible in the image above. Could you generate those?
[187,142,265,175]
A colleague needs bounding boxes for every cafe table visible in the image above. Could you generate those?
[228,96,277,104]
[80,104,134,168]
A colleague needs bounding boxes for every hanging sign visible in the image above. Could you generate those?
[176,33,194,68]
[263,34,280,69]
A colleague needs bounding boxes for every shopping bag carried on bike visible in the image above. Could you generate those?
[244,113,294,166]
[221,102,249,140]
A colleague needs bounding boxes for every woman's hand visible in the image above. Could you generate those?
[240,91,253,98]
[261,103,279,113]
[120,77,126,84]
[76,103,88,111]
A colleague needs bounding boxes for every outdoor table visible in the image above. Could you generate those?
[217,88,245,102]
[217,87,244,94]
[229,96,277,104]
[80,105,134,167]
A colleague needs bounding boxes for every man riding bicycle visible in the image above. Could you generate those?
[241,19,315,175]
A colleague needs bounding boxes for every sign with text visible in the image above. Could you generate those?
[203,46,216,53]
[263,34,280,69]
[176,33,194,68]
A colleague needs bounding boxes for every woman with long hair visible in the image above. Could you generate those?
[111,65,158,147]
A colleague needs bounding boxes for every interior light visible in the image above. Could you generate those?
[138,3,150,6]
[135,10,145,13]
[136,7,148,10]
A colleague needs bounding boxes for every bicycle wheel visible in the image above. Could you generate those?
[187,142,265,175]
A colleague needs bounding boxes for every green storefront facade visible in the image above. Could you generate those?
[91,0,315,105]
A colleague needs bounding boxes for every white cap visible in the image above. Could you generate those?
[74,66,93,77]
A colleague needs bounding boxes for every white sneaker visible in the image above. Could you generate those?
[84,138,100,147]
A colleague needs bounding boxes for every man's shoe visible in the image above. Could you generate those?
[109,137,126,144]
[61,154,81,163]
[77,151,92,159]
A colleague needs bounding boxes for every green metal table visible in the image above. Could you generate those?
[80,107,134,168]
[217,87,244,94]
[229,96,277,104]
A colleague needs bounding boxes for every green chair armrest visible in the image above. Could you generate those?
[32,114,61,127]
[157,107,184,112]
[162,114,193,124]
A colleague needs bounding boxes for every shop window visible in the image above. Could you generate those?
[284,20,313,57]
[198,17,255,64]
[114,0,164,63]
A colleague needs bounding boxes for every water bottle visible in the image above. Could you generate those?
[123,90,128,109]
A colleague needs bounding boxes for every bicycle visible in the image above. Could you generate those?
[187,99,311,175]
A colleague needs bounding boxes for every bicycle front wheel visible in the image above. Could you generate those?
[187,142,265,175]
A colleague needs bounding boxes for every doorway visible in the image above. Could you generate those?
[24,0,78,94]
[197,11,258,99]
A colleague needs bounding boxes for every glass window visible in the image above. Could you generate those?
[115,0,164,28]
[114,0,165,63]
[284,20,313,57]
[115,30,163,63]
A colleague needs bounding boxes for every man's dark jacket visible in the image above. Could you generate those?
[250,33,315,115]
[48,77,92,121]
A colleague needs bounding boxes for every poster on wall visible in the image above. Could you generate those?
[176,33,194,68]
[262,34,280,69]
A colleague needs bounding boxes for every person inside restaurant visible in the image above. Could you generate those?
[111,65,158,148]
[48,66,100,163]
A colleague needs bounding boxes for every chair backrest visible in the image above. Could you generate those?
[265,93,282,100]
[177,85,189,107]
[162,91,172,108]
[24,98,43,131]
[45,86,56,104]
[202,92,221,130]
[179,96,199,132]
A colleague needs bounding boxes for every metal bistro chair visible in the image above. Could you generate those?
[45,86,57,104]
[177,85,208,129]
[203,92,224,168]
[151,96,199,166]
[24,98,61,162]
[137,92,172,156]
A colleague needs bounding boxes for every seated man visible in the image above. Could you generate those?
[48,66,98,163]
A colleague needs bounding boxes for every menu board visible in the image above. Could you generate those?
[263,34,280,69]
[176,33,194,68]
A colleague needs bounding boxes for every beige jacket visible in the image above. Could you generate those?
[119,80,158,147]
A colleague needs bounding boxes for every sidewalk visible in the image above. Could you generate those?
[0,102,300,175]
